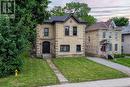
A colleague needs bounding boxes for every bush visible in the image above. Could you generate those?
[0,18,26,77]
[123,54,130,56]
[114,54,125,58]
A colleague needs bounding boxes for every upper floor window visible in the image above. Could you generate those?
[44,28,49,37]
[122,35,124,42]
[76,45,81,52]
[115,32,118,40]
[65,26,70,36]
[88,36,90,42]
[109,32,112,38]
[73,26,77,36]
[60,45,70,52]
[103,32,106,38]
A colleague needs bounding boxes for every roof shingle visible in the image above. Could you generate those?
[44,14,86,24]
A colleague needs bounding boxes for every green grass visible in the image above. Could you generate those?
[0,54,59,87]
[112,58,130,67]
[53,57,127,82]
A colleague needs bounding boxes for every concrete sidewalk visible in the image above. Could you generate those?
[87,57,130,76]
[45,78,130,87]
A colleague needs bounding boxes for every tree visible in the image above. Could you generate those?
[111,17,129,27]
[0,17,26,77]
[15,0,51,48]
[51,6,65,16]
[50,2,96,26]
[0,0,50,77]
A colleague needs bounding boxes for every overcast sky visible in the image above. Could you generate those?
[49,0,130,21]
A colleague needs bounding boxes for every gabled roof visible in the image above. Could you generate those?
[43,14,87,24]
[122,25,130,35]
[86,20,121,31]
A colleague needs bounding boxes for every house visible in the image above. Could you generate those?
[36,14,87,58]
[122,25,130,54]
[85,21,122,58]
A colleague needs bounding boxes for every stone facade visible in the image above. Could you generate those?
[36,15,122,58]
[122,34,130,54]
[36,15,86,58]
[85,21,122,57]
[122,25,130,54]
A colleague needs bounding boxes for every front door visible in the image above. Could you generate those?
[101,45,106,52]
[42,41,50,53]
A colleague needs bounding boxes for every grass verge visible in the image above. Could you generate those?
[0,54,59,87]
[112,58,130,67]
[53,57,128,82]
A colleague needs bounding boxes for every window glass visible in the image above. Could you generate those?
[109,44,112,51]
[60,45,70,52]
[88,36,90,42]
[44,28,49,36]
[115,32,118,40]
[115,44,118,51]
[65,26,69,36]
[109,32,112,38]
[76,45,81,52]
[103,32,106,38]
[73,26,77,36]
[122,35,124,42]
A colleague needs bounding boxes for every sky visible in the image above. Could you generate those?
[49,0,130,21]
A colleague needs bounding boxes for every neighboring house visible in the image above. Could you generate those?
[85,21,122,58]
[36,14,87,58]
[122,25,130,54]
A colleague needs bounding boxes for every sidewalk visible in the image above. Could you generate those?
[87,57,130,76]
[45,78,130,87]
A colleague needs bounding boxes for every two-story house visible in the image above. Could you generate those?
[122,25,130,54]
[36,14,87,58]
[85,21,122,58]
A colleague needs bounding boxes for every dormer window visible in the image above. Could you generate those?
[44,28,49,37]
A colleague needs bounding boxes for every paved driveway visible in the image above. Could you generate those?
[87,57,130,76]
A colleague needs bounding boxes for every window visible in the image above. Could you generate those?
[115,32,118,40]
[109,32,112,38]
[109,44,112,51]
[76,45,81,52]
[73,26,77,36]
[115,44,118,51]
[121,46,123,53]
[88,36,90,42]
[60,45,70,52]
[103,32,106,38]
[44,28,49,36]
[65,26,69,36]
[122,35,124,42]
[101,45,106,52]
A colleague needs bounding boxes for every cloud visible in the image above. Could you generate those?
[49,0,130,21]
[86,0,130,7]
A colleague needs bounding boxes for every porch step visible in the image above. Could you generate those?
[42,54,52,58]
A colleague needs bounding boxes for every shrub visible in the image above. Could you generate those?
[114,54,125,58]
[123,54,130,56]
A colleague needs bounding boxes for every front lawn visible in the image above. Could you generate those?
[112,58,130,67]
[0,54,59,87]
[53,57,127,82]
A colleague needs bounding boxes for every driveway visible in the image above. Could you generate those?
[87,57,130,76]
